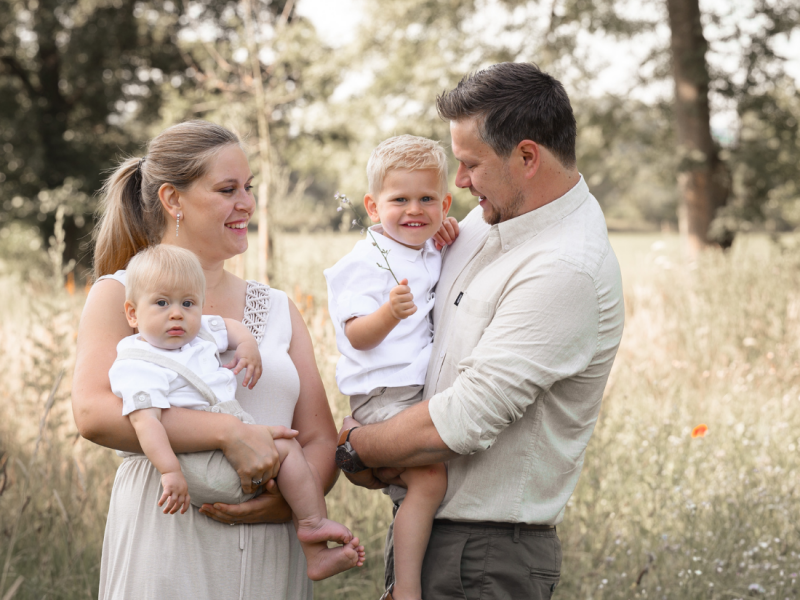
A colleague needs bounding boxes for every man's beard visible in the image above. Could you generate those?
[482,188,525,226]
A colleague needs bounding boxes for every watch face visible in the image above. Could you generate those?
[335,444,358,473]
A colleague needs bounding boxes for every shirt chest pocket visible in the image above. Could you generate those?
[444,295,494,364]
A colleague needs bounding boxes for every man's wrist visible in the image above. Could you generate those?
[335,426,369,473]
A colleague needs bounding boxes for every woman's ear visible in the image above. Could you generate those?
[158,183,183,220]
[364,193,381,223]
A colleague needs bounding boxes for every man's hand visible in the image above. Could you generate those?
[389,278,416,320]
[433,216,460,250]
[159,470,190,514]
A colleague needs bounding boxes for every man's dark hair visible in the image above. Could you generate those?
[436,62,577,168]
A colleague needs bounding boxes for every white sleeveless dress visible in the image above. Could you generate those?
[98,274,312,600]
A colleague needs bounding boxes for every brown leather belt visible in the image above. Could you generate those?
[435,519,555,531]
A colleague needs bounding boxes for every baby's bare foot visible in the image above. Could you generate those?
[305,537,365,581]
[296,517,352,546]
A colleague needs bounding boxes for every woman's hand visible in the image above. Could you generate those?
[220,420,298,495]
[199,479,292,525]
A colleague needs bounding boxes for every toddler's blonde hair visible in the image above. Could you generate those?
[125,245,206,305]
[367,135,448,196]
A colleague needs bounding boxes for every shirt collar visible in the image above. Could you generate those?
[495,174,589,251]
[367,225,436,263]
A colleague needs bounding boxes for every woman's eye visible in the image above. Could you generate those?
[245,185,254,192]
[156,300,167,307]
[220,188,234,194]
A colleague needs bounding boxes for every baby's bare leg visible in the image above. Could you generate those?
[391,463,447,600]
[273,438,365,580]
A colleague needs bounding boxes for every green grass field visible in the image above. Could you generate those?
[1,230,798,599]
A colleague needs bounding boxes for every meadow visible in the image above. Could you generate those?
[0,229,798,600]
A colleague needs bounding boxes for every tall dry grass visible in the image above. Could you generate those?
[1,230,798,599]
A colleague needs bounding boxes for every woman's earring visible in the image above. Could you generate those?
[176,213,181,238]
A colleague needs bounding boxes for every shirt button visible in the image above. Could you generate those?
[503,244,510,251]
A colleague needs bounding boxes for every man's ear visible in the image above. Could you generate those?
[517,140,541,180]
[158,183,183,220]
[442,192,453,217]
[124,300,139,329]
[364,193,381,223]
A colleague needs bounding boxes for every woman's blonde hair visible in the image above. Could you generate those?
[367,134,448,196]
[125,245,206,305]
[93,120,240,279]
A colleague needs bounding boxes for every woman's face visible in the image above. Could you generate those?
[172,144,255,265]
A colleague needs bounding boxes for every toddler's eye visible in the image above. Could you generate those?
[156,300,167,307]
[394,197,407,203]
[422,196,433,202]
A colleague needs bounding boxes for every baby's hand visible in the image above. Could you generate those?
[159,471,190,514]
[389,279,417,320]
[433,216,459,250]
[223,340,263,389]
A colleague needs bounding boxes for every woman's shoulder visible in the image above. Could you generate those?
[244,281,290,344]
[96,269,127,286]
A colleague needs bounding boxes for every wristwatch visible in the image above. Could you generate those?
[335,427,368,473]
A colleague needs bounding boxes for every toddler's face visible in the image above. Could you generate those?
[364,168,452,250]
[124,284,203,350]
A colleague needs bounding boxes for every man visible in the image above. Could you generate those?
[337,62,625,599]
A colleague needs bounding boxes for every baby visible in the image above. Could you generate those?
[325,135,457,600]
[109,244,364,580]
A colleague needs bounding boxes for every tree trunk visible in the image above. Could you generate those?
[666,0,728,255]
[242,0,271,284]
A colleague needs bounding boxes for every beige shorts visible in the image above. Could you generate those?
[350,385,424,425]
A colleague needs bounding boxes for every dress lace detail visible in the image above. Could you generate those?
[243,281,271,344]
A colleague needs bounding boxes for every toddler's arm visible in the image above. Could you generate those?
[222,319,263,389]
[128,408,190,514]
[345,278,416,351]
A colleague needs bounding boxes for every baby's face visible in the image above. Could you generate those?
[365,168,452,250]
[124,284,203,350]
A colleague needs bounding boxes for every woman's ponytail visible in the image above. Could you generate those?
[93,157,154,279]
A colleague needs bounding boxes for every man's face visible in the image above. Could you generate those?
[450,118,524,225]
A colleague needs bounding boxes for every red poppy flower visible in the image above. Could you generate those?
[691,424,708,438]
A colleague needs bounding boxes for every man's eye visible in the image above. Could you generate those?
[156,300,167,307]
[182,301,193,308]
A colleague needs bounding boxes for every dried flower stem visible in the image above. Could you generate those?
[336,193,400,285]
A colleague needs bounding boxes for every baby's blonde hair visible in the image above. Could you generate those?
[367,135,448,196]
[125,245,206,305]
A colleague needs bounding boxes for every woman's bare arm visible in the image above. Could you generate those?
[72,279,291,493]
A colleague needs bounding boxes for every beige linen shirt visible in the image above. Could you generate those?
[425,176,624,525]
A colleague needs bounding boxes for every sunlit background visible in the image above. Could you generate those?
[1,0,799,598]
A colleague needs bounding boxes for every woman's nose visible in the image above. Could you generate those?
[236,187,256,212]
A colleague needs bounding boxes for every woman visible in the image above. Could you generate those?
[72,120,339,599]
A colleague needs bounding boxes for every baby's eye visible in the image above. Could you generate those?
[182,300,194,308]
[394,197,407,203]
[421,196,434,202]
[156,300,168,307]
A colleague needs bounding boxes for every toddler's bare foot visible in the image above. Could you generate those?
[296,516,353,546]
[305,537,365,581]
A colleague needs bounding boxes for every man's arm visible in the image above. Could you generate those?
[344,400,457,468]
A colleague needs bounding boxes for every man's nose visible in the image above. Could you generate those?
[454,164,470,189]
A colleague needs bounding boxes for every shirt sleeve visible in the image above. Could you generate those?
[110,359,174,416]
[324,246,395,329]
[201,315,229,352]
[428,260,599,455]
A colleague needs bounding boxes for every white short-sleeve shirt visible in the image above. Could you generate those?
[110,315,236,416]
[324,227,442,396]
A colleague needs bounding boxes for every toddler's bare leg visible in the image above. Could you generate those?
[391,463,447,600]
[274,438,366,580]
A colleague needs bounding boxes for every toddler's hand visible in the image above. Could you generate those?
[389,279,416,320]
[159,471,190,514]
[433,216,459,250]
[224,340,263,389]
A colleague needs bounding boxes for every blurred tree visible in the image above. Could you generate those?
[0,0,193,273]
